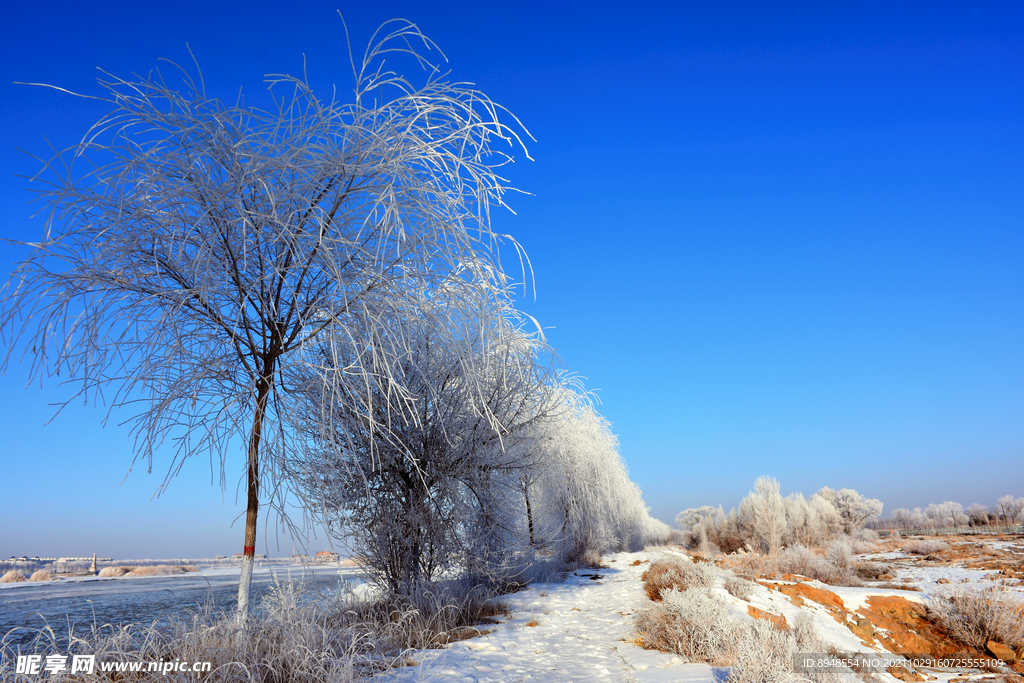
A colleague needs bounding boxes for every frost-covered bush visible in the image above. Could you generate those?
[778,544,862,586]
[641,556,718,601]
[730,612,840,683]
[724,575,755,601]
[28,569,55,582]
[634,588,739,664]
[848,528,879,552]
[635,590,837,681]
[729,620,798,683]
[825,539,852,570]
[930,585,1024,651]
[0,570,27,583]
[903,540,947,555]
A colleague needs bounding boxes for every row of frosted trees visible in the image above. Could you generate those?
[289,292,670,595]
[885,495,1024,531]
[677,477,882,555]
[0,18,667,614]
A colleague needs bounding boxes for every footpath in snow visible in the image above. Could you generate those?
[379,549,723,683]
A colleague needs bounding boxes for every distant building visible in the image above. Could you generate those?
[314,551,340,562]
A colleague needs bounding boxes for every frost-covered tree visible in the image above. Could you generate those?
[1,19,532,619]
[996,495,1024,526]
[740,476,786,555]
[891,508,919,530]
[814,487,883,535]
[524,388,667,564]
[783,492,834,548]
[924,501,968,529]
[676,506,725,552]
[294,295,558,595]
[966,504,990,527]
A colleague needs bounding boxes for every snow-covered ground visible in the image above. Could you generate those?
[5,541,1020,681]
[377,544,1022,683]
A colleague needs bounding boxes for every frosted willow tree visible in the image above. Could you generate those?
[0,18,531,621]
[294,291,559,595]
[525,389,665,563]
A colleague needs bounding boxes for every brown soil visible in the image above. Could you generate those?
[776,582,846,612]
[746,605,789,630]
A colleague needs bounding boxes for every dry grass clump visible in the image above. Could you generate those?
[0,570,27,583]
[2,581,366,682]
[903,540,948,555]
[126,565,199,576]
[98,566,131,577]
[28,569,56,582]
[724,575,755,601]
[930,585,1024,651]
[347,582,510,649]
[641,556,717,601]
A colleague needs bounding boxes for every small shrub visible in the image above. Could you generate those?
[825,540,852,570]
[848,528,880,553]
[854,562,890,580]
[718,535,745,555]
[724,575,755,601]
[634,587,738,664]
[0,570,27,583]
[877,582,922,591]
[725,551,772,578]
[903,540,947,555]
[790,612,821,650]
[778,544,862,586]
[641,556,717,601]
[28,569,55,582]
[729,619,797,683]
[930,585,1024,651]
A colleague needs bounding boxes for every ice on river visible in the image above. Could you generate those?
[0,563,366,649]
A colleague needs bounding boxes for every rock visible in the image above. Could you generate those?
[987,640,1015,662]
[936,578,950,584]
[849,616,875,641]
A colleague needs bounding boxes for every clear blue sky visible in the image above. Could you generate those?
[2,0,1022,559]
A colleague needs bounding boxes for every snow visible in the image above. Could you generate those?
[378,542,1024,683]
[377,550,869,683]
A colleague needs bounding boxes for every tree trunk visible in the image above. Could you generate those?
[524,481,535,548]
[236,358,275,625]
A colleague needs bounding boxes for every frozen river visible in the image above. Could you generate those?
[0,564,365,649]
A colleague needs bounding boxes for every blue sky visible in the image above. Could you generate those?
[1,0,1022,559]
